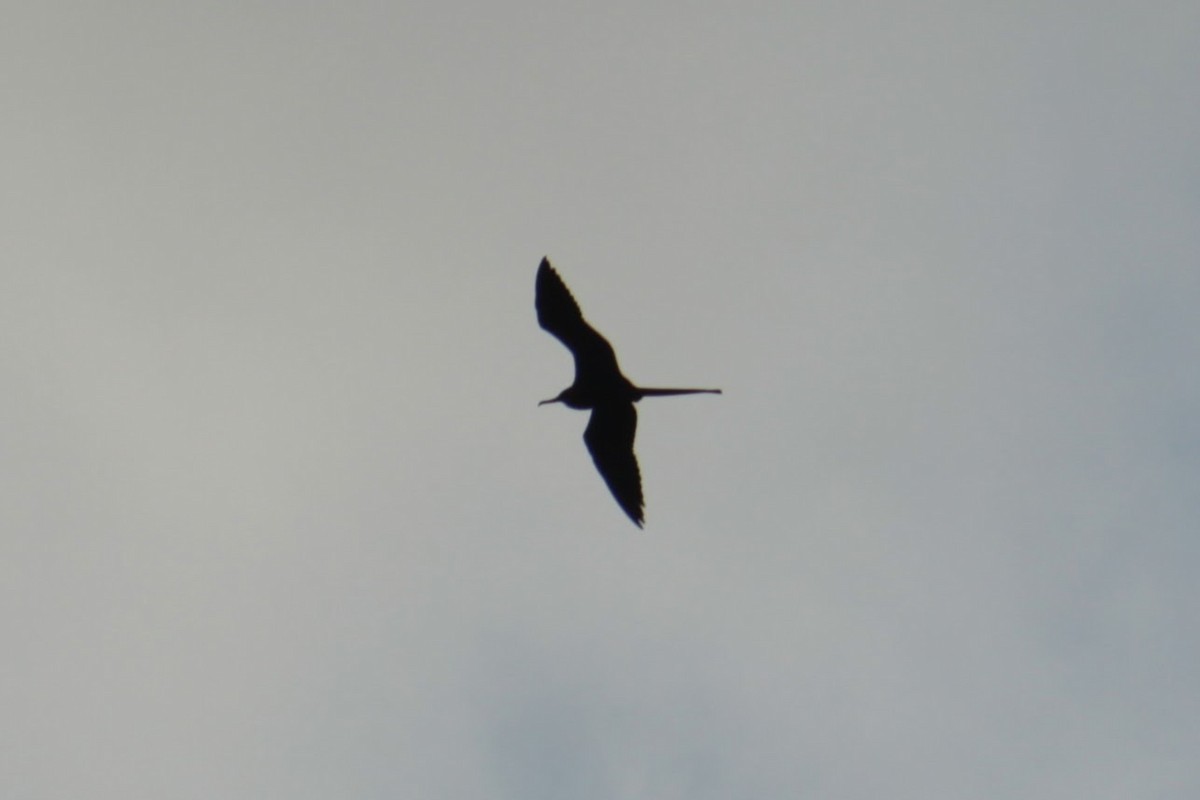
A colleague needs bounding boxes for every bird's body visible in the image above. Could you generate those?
[535,257,720,527]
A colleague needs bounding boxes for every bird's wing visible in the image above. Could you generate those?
[536,258,623,383]
[583,401,644,527]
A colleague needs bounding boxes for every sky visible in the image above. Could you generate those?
[2,2,1198,798]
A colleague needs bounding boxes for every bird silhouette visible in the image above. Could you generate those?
[536,257,721,527]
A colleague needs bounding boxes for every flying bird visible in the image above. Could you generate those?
[536,257,721,527]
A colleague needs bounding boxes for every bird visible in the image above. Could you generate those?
[535,256,721,527]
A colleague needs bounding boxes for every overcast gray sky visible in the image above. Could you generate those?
[3,2,1198,798]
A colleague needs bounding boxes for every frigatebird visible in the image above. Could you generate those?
[536,257,721,527]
